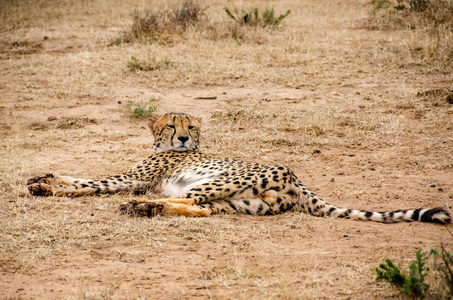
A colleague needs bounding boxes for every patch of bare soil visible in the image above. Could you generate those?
[1,0,452,299]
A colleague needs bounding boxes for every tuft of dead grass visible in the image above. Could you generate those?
[361,0,453,70]
[116,0,205,44]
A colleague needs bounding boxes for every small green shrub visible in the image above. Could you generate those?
[372,0,391,14]
[224,7,291,27]
[372,0,433,13]
[404,0,432,12]
[432,244,453,299]
[125,98,159,118]
[127,56,143,71]
[377,246,453,298]
[376,249,430,298]
[126,56,173,72]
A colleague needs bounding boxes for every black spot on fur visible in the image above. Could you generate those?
[257,203,264,213]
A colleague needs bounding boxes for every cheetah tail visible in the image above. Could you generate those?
[300,189,451,224]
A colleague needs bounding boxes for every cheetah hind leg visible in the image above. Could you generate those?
[119,198,211,218]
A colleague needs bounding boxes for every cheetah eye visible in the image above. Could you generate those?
[167,124,175,129]
[188,125,194,130]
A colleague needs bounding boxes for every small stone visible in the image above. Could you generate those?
[47,116,57,121]
[446,94,453,104]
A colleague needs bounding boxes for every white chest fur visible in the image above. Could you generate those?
[160,168,223,198]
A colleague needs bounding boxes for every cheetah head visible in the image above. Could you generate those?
[147,112,201,154]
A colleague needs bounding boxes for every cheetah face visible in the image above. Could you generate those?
[148,113,201,154]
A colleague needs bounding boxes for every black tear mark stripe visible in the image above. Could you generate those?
[157,126,166,138]
[170,115,177,146]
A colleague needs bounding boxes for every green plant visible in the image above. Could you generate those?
[127,56,143,71]
[406,0,431,12]
[372,0,391,14]
[372,0,432,13]
[376,249,430,298]
[432,244,453,299]
[127,56,173,72]
[125,98,159,118]
[224,7,291,27]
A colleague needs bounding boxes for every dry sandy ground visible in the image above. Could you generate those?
[1,0,452,299]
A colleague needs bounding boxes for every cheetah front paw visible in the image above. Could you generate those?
[119,200,165,217]
[27,174,57,196]
[27,183,55,196]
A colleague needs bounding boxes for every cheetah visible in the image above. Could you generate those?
[27,112,451,224]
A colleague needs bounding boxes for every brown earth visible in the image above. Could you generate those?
[0,0,452,299]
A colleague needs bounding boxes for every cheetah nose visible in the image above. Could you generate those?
[178,136,189,143]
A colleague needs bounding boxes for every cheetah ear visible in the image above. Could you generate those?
[147,114,161,134]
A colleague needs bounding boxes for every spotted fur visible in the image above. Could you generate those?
[27,112,451,224]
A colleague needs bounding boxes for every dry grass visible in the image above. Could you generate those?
[0,0,452,298]
[362,0,453,70]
